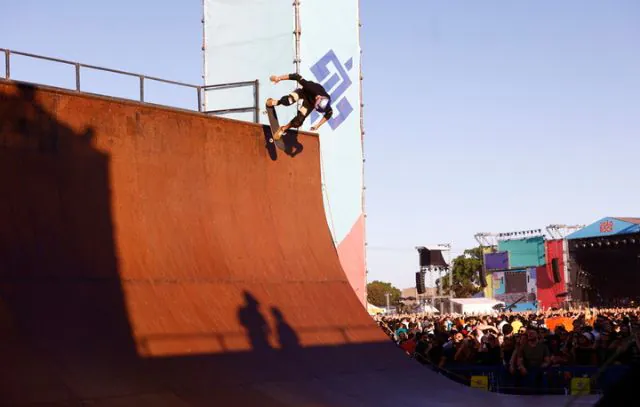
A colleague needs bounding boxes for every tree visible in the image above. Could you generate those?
[366,280,401,307]
[437,246,484,298]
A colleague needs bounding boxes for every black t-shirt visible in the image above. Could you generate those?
[288,73,334,119]
[478,346,502,365]
[575,347,596,365]
[289,73,330,100]
[503,348,514,365]
[442,343,457,363]
[415,339,429,356]
[428,344,444,364]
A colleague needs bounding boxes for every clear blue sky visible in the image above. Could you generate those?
[3,1,639,290]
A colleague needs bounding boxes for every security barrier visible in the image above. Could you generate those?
[429,364,630,395]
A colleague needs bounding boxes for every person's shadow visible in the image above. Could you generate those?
[237,291,272,352]
[281,130,303,157]
[271,306,300,350]
[261,128,303,160]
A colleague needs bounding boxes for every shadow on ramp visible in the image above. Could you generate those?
[0,82,139,404]
[262,125,304,161]
[281,130,304,158]
[270,306,301,350]
[238,291,272,352]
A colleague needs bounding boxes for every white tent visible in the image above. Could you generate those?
[366,302,385,315]
[421,304,440,313]
[449,298,504,315]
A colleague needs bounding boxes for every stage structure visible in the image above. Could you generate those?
[475,225,590,310]
[474,232,499,248]
[566,217,640,307]
[415,245,452,313]
[546,224,585,240]
[474,232,502,298]
[537,225,582,309]
[476,229,546,310]
[202,0,366,305]
[477,246,496,298]
[535,238,569,309]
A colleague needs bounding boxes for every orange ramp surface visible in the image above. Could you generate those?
[0,81,597,406]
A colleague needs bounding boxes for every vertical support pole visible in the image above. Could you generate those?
[197,87,202,112]
[5,49,10,79]
[293,0,301,74]
[357,0,369,308]
[75,63,81,91]
[439,267,444,314]
[449,267,454,314]
[444,245,453,313]
[292,0,303,113]
[139,76,144,102]
[201,0,207,82]
[254,79,260,123]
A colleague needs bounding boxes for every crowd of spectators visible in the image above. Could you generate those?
[375,308,640,376]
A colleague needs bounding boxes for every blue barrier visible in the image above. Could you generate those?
[425,363,631,395]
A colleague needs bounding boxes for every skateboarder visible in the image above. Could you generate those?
[267,73,333,140]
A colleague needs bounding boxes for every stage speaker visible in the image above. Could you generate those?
[478,269,487,288]
[551,258,561,283]
[418,247,448,267]
[418,248,431,267]
[416,272,426,294]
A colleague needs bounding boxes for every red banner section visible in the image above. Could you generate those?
[537,240,566,309]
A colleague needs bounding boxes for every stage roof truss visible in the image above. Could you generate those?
[546,224,585,240]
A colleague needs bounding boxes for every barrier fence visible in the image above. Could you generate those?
[1,48,260,122]
[417,359,630,396]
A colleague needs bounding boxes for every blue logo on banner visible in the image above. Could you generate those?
[309,50,354,130]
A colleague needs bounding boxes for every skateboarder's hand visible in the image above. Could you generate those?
[270,75,279,83]
[310,125,318,131]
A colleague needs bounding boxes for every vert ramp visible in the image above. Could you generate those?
[0,80,597,406]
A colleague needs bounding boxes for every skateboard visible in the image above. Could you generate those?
[265,99,286,151]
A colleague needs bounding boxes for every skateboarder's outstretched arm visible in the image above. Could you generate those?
[270,73,305,84]
[311,117,329,132]
[310,106,333,131]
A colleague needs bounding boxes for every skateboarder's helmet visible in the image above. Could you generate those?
[315,96,330,112]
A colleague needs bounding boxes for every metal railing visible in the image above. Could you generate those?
[1,48,260,123]
[202,80,260,122]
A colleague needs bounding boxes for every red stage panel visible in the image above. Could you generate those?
[537,240,566,309]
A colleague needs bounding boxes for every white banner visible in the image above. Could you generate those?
[299,0,363,246]
[203,0,296,124]
[203,0,366,303]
